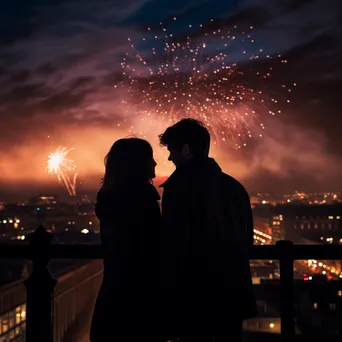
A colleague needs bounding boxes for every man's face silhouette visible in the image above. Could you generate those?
[167,144,192,168]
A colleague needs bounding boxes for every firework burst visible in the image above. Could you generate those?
[47,146,78,196]
[117,18,295,148]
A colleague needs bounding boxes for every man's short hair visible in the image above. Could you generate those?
[159,118,210,157]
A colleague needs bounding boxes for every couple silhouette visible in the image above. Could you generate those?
[90,118,257,342]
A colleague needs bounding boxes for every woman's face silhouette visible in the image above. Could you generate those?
[149,157,157,178]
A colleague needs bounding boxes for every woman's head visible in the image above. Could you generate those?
[102,138,156,187]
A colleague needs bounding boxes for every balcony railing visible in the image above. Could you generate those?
[1,226,342,342]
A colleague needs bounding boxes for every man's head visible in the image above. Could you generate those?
[159,118,211,167]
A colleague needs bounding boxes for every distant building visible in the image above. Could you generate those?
[0,200,98,241]
[29,195,58,206]
[294,277,342,336]
[270,204,342,243]
[251,277,342,337]
[244,301,282,334]
[250,261,277,284]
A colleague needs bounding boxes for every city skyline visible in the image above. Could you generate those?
[1,0,342,197]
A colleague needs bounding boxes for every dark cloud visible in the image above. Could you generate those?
[282,0,316,13]
[35,64,58,76]
[9,70,31,83]
[101,71,125,86]
[38,90,88,112]
[0,16,38,47]
[282,34,342,81]
[69,76,96,89]
[167,6,271,44]
[0,52,21,67]
[0,84,48,105]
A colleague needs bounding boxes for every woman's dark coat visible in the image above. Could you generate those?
[90,182,161,341]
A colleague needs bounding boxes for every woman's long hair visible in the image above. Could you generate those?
[101,138,154,188]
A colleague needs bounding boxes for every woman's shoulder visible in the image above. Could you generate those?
[96,183,160,221]
[95,187,117,219]
[97,183,159,205]
[140,182,160,201]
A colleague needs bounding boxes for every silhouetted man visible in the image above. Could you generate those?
[159,119,257,342]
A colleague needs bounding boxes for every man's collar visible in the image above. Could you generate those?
[159,168,179,188]
[159,157,221,188]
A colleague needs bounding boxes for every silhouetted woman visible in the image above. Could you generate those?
[90,138,161,342]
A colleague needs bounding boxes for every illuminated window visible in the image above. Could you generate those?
[21,304,26,320]
[9,329,15,339]
[313,303,318,309]
[338,290,342,297]
[8,311,15,328]
[15,312,21,324]
[2,318,9,333]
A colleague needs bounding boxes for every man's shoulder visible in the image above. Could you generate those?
[220,172,249,196]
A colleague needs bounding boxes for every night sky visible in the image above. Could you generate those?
[1,0,342,199]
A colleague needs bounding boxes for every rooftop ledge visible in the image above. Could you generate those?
[1,241,342,260]
[1,226,342,342]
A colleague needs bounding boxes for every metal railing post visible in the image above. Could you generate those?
[276,240,295,342]
[24,226,57,342]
